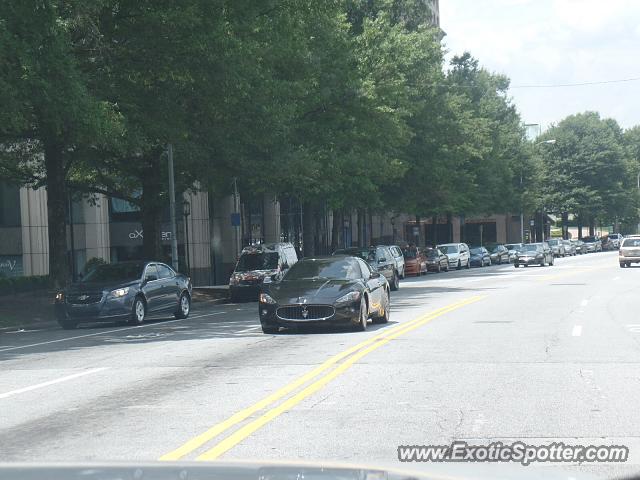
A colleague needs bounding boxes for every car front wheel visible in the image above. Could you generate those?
[354,298,368,331]
[130,297,146,325]
[373,291,390,324]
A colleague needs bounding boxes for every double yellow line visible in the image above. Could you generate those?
[160,295,484,461]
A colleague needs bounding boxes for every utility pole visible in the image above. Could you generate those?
[167,144,179,272]
[233,177,239,258]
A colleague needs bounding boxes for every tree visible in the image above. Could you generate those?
[0,0,121,286]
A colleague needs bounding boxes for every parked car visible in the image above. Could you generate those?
[562,239,576,256]
[514,243,554,267]
[504,243,522,262]
[402,246,427,276]
[54,261,192,329]
[581,235,602,253]
[382,245,406,279]
[437,243,471,270]
[571,239,586,254]
[487,244,510,264]
[258,256,390,333]
[424,247,449,273]
[619,237,640,267]
[469,246,491,267]
[333,246,400,291]
[609,233,623,249]
[601,236,614,251]
[546,238,566,257]
[229,243,298,302]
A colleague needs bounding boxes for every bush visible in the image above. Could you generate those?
[0,275,52,296]
[83,257,107,275]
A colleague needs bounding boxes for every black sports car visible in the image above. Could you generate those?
[54,261,192,329]
[258,256,390,333]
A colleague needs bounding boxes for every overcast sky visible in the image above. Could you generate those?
[440,0,640,132]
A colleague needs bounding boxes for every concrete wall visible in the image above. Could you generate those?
[211,194,241,285]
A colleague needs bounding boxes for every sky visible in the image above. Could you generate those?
[439,0,640,132]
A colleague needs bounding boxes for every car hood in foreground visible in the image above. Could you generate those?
[0,461,599,480]
[266,278,361,304]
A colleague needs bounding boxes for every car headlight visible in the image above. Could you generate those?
[259,293,276,304]
[335,291,361,305]
[109,287,129,298]
[55,292,64,301]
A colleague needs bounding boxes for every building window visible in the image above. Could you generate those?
[0,182,21,227]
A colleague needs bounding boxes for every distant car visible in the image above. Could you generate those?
[54,261,192,329]
[581,235,602,253]
[609,233,623,249]
[469,246,491,267]
[333,246,400,291]
[402,246,427,276]
[562,239,576,256]
[571,239,586,254]
[619,237,640,267]
[487,244,510,264]
[424,247,449,273]
[258,256,390,333]
[437,243,471,270]
[383,245,406,279]
[547,238,566,257]
[514,243,554,267]
[504,243,522,262]
[601,236,614,251]
[229,243,298,302]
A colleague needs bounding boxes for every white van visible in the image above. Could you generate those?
[437,243,471,270]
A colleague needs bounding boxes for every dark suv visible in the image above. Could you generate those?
[333,246,400,291]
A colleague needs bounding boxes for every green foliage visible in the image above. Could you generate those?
[0,276,52,296]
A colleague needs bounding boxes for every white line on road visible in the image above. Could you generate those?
[0,367,107,400]
[572,325,583,337]
[0,311,229,353]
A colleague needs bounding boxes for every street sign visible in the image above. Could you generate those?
[230,212,241,227]
[529,219,535,227]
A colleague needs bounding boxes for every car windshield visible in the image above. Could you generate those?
[519,244,540,252]
[284,258,359,280]
[81,263,145,283]
[335,248,375,262]
[438,245,458,254]
[402,249,418,259]
[236,252,279,272]
[470,247,483,254]
[425,249,439,258]
[622,239,640,248]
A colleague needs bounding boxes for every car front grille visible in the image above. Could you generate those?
[68,293,103,305]
[276,304,336,321]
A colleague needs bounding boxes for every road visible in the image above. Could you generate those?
[1,251,639,478]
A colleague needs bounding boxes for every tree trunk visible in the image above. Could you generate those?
[431,215,438,247]
[414,215,420,246]
[302,201,316,257]
[589,218,595,236]
[141,157,163,261]
[577,218,583,239]
[446,213,453,243]
[357,209,364,247]
[330,209,341,252]
[44,141,70,288]
[561,212,569,240]
[368,210,374,246]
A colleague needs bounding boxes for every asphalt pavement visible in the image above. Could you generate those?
[1,251,640,479]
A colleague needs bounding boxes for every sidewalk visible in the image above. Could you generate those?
[0,286,231,331]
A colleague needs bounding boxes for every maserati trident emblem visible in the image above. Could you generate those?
[301,305,308,319]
